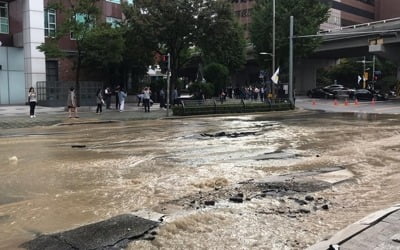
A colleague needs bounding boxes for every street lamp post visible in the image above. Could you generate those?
[259,52,274,95]
[272,0,276,78]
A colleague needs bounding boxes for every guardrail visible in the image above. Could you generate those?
[172,98,293,116]
[319,17,400,34]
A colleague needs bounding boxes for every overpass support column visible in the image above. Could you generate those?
[397,65,400,82]
[294,59,336,95]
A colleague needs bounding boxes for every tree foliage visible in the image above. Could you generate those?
[39,0,247,97]
[250,0,329,70]
[188,81,214,99]
[203,62,229,95]
[80,24,125,74]
[132,0,205,89]
[323,57,398,90]
[39,0,101,91]
[121,2,158,88]
[197,0,246,73]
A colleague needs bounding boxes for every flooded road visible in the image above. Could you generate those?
[1,110,400,249]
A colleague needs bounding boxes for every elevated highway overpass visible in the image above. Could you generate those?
[295,18,400,94]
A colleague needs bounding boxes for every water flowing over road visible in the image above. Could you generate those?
[1,110,400,249]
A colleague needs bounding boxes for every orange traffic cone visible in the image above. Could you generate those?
[334,99,338,106]
[344,99,349,106]
[312,99,316,105]
[371,97,376,105]
[354,99,359,105]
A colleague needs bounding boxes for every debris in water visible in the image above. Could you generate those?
[8,156,18,165]
[322,204,329,210]
[204,201,215,206]
[229,196,244,203]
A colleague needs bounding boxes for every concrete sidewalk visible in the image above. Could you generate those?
[0,104,168,129]
[295,96,400,114]
[308,204,400,250]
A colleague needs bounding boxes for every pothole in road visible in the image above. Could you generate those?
[161,166,353,217]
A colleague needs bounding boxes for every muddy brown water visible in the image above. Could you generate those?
[0,110,400,249]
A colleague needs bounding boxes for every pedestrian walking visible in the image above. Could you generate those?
[219,89,226,104]
[159,88,166,109]
[95,88,104,114]
[172,87,179,106]
[118,88,127,112]
[28,87,37,118]
[67,87,79,118]
[115,85,120,110]
[143,87,151,112]
[104,87,112,109]
[260,87,265,102]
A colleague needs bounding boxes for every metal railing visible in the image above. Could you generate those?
[319,17,400,34]
[36,81,104,107]
[176,98,292,116]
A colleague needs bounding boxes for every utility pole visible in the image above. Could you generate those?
[372,55,376,90]
[166,53,170,117]
[272,0,276,97]
[289,16,294,107]
[357,56,373,89]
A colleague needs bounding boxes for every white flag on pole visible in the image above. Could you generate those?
[271,67,280,84]
[357,75,362,85]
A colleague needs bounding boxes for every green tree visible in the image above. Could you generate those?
[188,81,214,99]
[38,0,101,100]
[203,63,229,95]
[250,0,329,71]
[197,0,246,74]
[134,0,205,90]
[80,24,125,82]
[327,58,363,87]
[326,57,398,89]
[121,2,158,91]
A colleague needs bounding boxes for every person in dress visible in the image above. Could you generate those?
[67,87,79,118]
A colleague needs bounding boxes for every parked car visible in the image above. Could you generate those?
[307,88,335,99]
[354,89,387,101]
[329,87,356,99]
[323,84,344,92]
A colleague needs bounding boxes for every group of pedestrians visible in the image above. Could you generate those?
[95,85,127,114]
[26,85,157,118]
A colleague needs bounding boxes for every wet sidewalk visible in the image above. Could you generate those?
[308,204,400,250]
[0,104,168,129]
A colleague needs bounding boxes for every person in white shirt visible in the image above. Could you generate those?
[143,87,152,112]
[28,87,37,118]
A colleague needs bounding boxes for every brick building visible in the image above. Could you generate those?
[375,0,400,20]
